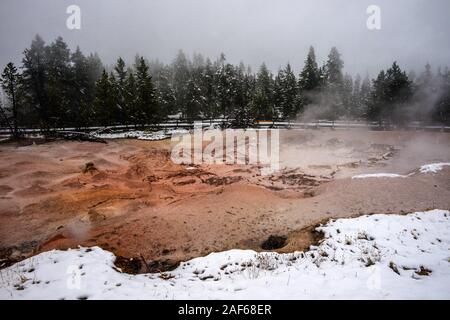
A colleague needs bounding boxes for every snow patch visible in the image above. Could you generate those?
[352,173,407,179]
[1,210,449,299]
[353,162,450,179]
[93,129,189,141]
[419,163,450,174]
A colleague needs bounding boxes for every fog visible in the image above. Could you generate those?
[1,0,450,76]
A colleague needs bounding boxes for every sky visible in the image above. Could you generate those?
[1,0,449,77]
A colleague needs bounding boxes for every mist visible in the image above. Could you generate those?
[1,0,450,77]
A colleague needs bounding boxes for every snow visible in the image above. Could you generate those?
[353,162,450,179]
[419,163,450,174]
[93,129,189,141]
[1,209,449,300]
[352,173,406,179]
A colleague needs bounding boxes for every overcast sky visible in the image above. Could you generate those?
[1,0,449,77]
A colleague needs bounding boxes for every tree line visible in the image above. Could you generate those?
[1,35,450,136]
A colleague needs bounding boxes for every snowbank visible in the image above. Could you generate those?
[1,210,449,300]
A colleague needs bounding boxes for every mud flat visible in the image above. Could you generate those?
[1,129,450,272]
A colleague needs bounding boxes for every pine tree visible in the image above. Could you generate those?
[325,47,344,85]
[201,58,218,121]
[384,62,412,123]
[299,46,320,91]
[47,36,71,127]
[69,46,91,128]
[414,63,435,122]
[86,53,103,85]
[434,68,450,124]
[185,78,202,121]
[154,65,175,119]
[135,57,158,126]
[298,46,321,110]
[85,52,104,120]
[342,73,354,117]
[231,62,254,127]
[108,71,121,124]
[1,63,21,136]
[277,63,299,119]
[359,75,371,119]
[22,35,50,130]
[114,57,128,123]
[367,62,412,124]
[252,63,274,120]
[172,50,190,118]
[351,74,362,118]
[215,55,238,120]
[93,70,115,126]
[368,70,387,123]
[185,55,208,121]
[324,47,345,120]
[124,71,137,126]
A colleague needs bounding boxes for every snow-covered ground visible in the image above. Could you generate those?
[93,128,189,141]
[1,209,449,300]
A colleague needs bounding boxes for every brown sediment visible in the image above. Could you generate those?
[0,129,450,273]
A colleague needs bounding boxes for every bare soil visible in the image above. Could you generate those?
[1,129,450,272]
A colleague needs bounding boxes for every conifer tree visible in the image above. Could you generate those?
[215,55,238,120]
[232,62,254,127]
[434,69,450,124]
[324,47,345,120]
[154,66,175,119]
[299,46,320,91]
[124,71,137,126]
[114,57,128,123]
[172,50,190,118]
[277,63,298,119]
[135,57,158,126]
[368,70,387,123]
[342,73,354,117]
[381,62,411,124]
[325,47,344,85]
[93,70,115,126]
[69,46,91,128]
[359,75,371,119]
[351,74,362,118]
[252,63,274,120]
[414,63,435,121]
[201,58,218,121]
[22,35,50,130]
[47,36,71,127]
[1,63,21,136]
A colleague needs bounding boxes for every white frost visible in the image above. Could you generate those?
[1,210,449,300]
